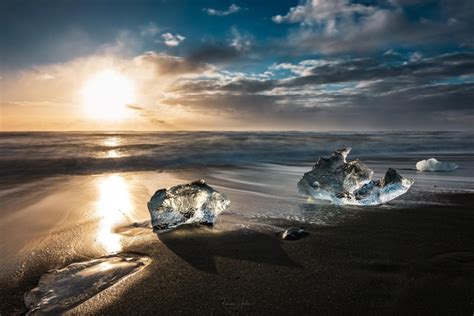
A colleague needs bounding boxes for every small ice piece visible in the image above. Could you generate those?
[297,148,414,206]
[24,253,150,315]
[281,227,308,240]
[416,158,458,172]
[147,179,230,231]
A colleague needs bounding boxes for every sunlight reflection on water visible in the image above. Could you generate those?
[103,136,122,158]
[105,149,120,158]
[95,174,132,253]
[103,136,121,147]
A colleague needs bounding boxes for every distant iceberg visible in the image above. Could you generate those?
[147,179,230,231]
[416,158,458,172]
[297,148,414,206]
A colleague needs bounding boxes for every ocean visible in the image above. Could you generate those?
[1,131,474,180]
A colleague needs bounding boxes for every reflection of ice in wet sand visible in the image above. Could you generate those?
[95,174,132,253]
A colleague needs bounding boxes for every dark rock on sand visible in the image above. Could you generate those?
[281,227,309,241]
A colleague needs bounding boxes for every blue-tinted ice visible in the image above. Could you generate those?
[147,179,230,230]
[298,148,414,206]
[416,158,458,172]
[24,253,150,315]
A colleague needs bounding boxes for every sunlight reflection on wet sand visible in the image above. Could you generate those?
[95,174,133,253]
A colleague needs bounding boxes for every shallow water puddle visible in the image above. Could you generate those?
[24,253,150,315]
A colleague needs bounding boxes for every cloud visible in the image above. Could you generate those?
[229,27,252,52]
[161,33,186,47]
[133,51,213,75]
[203,4,241,16]
[9,49,467,130]
[272,0,375,25]
[272,0,474,54]
[280,52,474,88]
[183,29,257,65]
[126,104,167,126]
[164,51,474,130]
[34,71,55,80]
[187,43,242,64]
[0,51,218,130]
[126,104,143,110]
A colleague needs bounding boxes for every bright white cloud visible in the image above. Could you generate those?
[161,33,186,47]
[272,0,471,54]
[272,0,375,25]
[229,27,252,52]
[271,59,340,76]
[203,4,241,16]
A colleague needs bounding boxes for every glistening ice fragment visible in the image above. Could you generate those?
[416,158,458,172]
[24,253,150,315]
[297,148,414,206]
[147,179,230,230]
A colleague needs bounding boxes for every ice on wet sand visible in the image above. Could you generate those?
[297,148,414,206]
[24,253,150,315]
[416,158,458,172]
[147,179,230,231]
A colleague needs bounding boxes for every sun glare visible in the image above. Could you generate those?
[82,69,134,121]
[95,174,132,253]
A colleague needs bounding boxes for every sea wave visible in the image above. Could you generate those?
[1,131,473,179]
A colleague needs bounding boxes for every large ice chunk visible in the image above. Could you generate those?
[25,253,150,315]
[147,179,230,230]
[297,148,414,206]
[416,158,458,172]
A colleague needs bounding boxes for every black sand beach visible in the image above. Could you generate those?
[1,190,473,315]
[0,132,473,315]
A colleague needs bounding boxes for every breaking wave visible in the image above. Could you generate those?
[1,131,473,180]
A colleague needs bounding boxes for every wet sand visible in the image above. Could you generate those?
[0,171,473,314]
[81,194,474,315]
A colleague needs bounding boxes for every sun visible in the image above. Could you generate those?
[82,69,134,121]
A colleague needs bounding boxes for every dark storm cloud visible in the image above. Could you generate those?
[134,52,212,75]
[171,52,474,93]
[186,43,244,64]
[283,52,474,88]
[165,51,474,129]
[220,78,277,94]
[168,79,474,129]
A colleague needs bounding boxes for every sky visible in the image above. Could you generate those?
[0,0,473,131]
